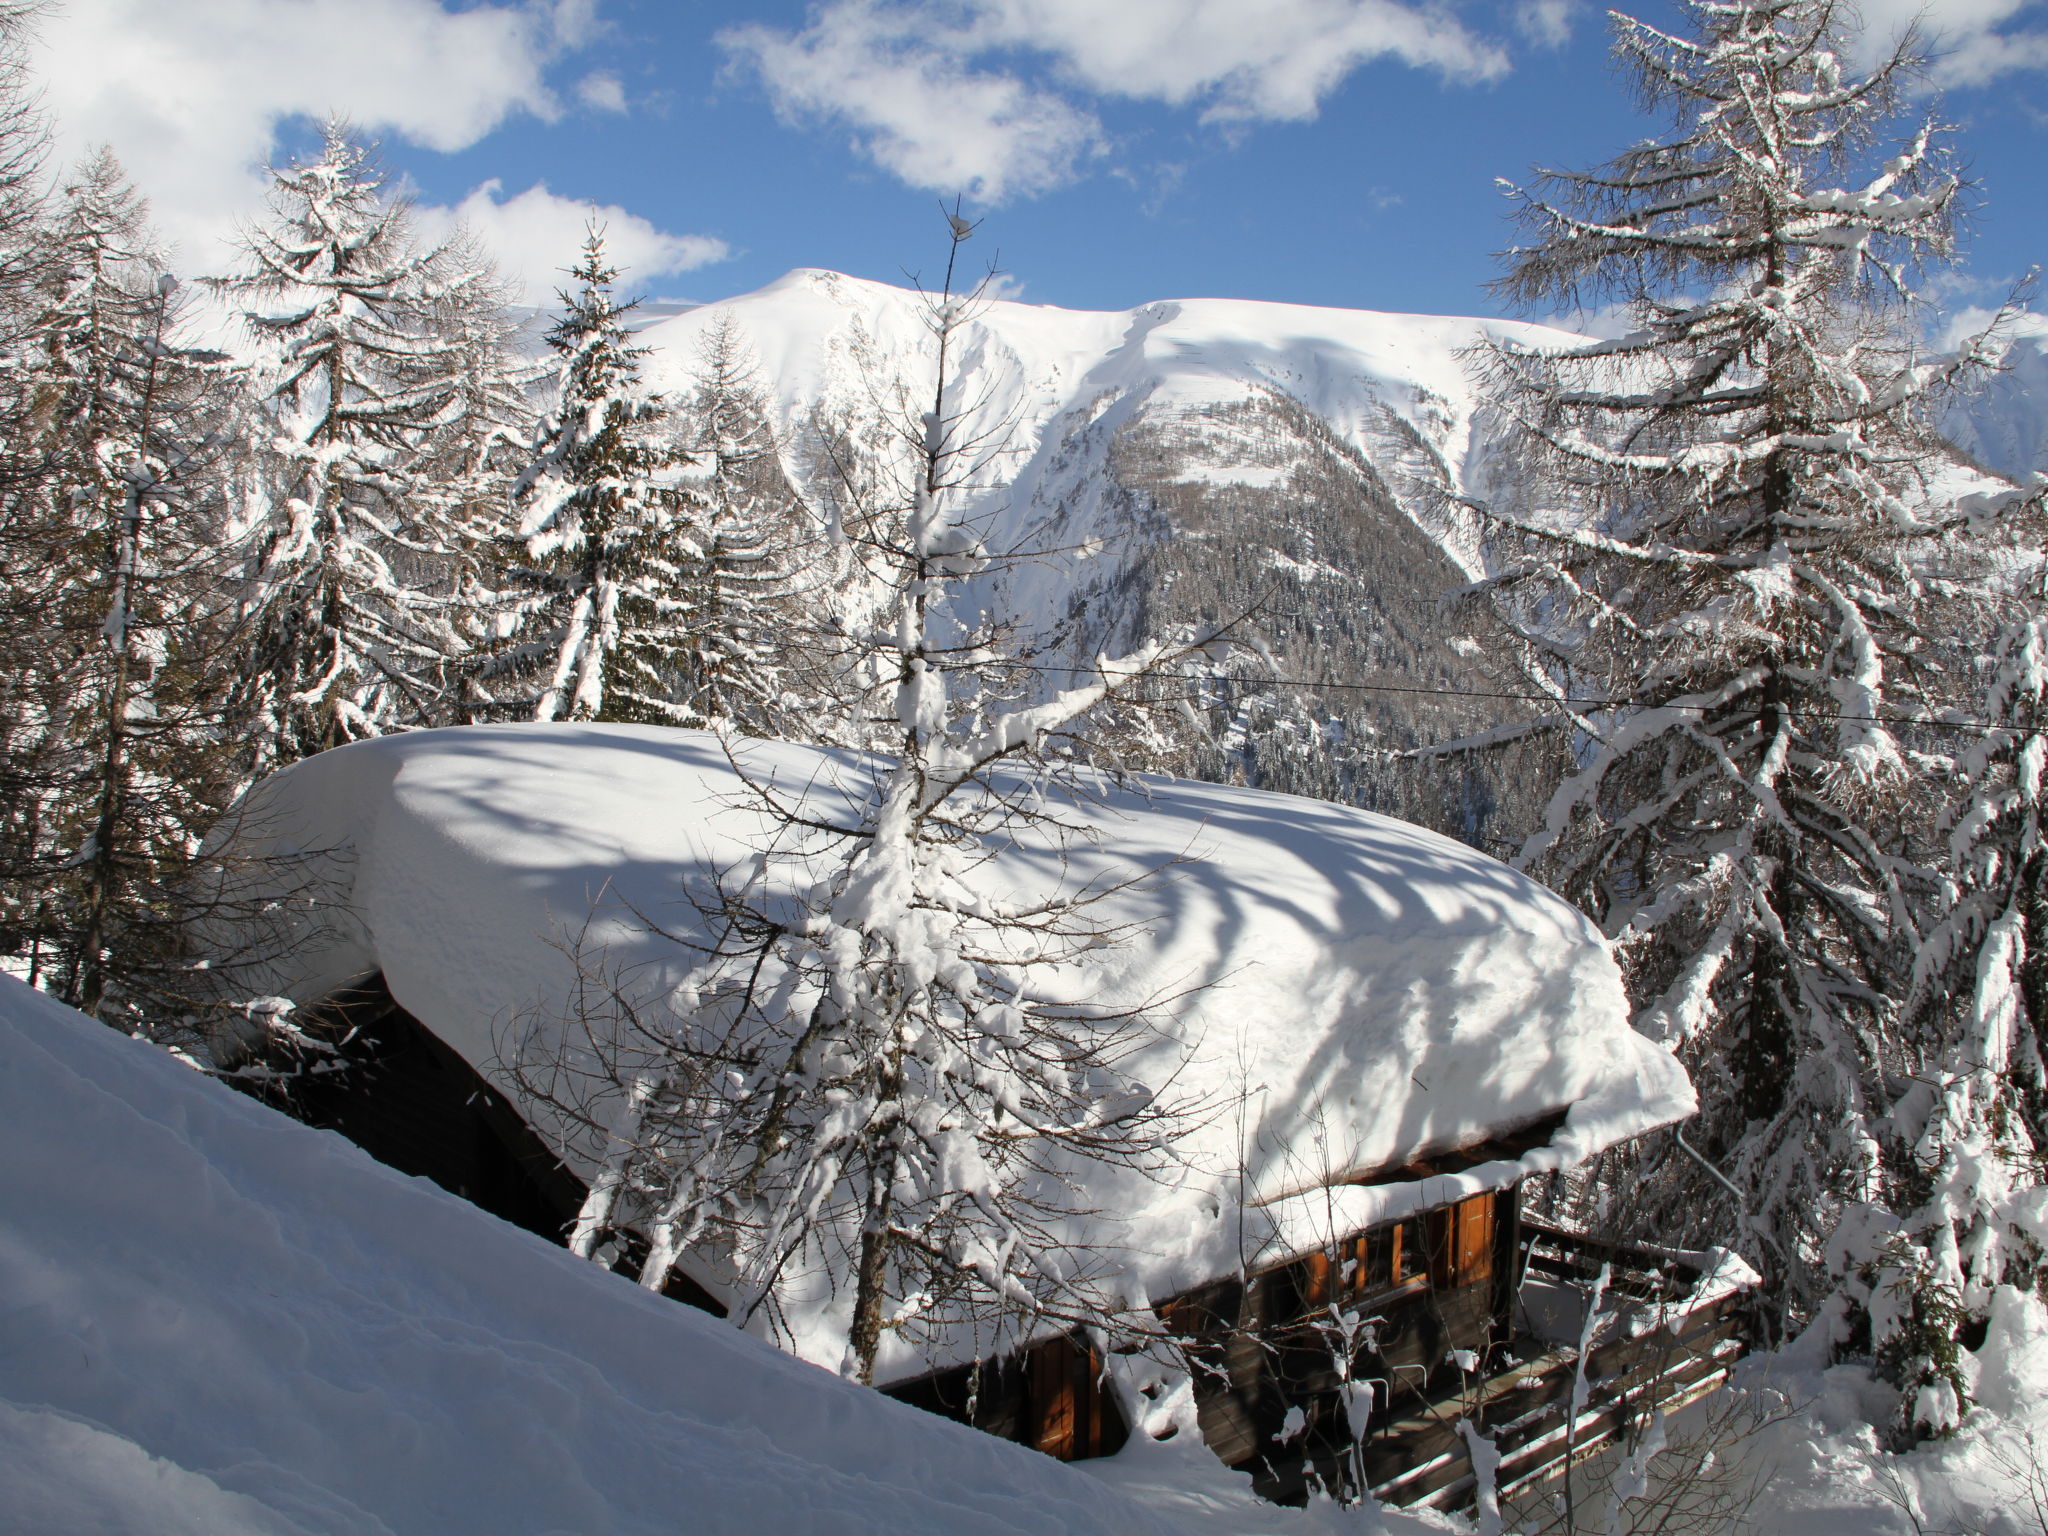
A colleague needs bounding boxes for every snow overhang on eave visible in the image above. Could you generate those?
[1244,1066,1696,1274]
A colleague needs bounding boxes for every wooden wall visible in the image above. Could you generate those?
[1158,1189,1517,1500]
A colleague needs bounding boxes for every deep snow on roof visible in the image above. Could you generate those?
[0,975,1195,1536]
[217,724,1692,1380]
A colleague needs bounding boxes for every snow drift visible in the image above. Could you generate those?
[0,973,1198,1536]
[212,724,1693,1380]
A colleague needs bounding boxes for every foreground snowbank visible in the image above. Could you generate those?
[0,975,1199,1536]
[4,951,2032,1535]
[1686,1302,2048,1536]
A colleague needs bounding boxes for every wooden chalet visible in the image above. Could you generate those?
[238,969,1749,1514]
[210,725,1748,1513]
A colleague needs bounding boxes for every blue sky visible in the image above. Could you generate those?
[32,0,2048,325]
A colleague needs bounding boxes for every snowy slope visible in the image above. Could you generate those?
[1946,312,2048,483]
[0,973,1209,1536]
[639,273,2045,845]
[212,724,1692,1384]
[641,270,1589,838]
[638,267,1577,576]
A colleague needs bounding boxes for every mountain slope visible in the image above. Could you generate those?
[639,271,1583,847]
[636,271,2046,849]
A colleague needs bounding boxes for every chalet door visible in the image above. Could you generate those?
[1029,1337,1079,1458]
[1456,1193,1495,1285]
[1025,1334,1125,1460]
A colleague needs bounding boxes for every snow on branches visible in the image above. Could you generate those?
[496,229,700,726]
[535,216,1234,1384]
[1845,615,2048,1441]
[1458,0,2046,1324]
[218,123,504,768]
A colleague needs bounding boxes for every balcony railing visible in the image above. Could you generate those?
[1361,1218,1754,1513]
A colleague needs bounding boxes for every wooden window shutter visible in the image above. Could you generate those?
[1455,1193,1496,1285]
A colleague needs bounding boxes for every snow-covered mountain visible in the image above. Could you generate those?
[639,270,1583,847]
[1946,313,2048,484]
[635,271,2048,850]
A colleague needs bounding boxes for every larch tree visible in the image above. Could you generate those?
[1452,0,2041,1322]
[534,216,1233,1385]
[0,0,63,977]
[499,230,699,724]
[35,152,240,1022]
[216,123,485,772]
[667,312,812,734]
[0,150,241,1026]
[414,236,539,723]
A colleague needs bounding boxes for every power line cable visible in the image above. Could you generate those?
[1007,661,2022,739]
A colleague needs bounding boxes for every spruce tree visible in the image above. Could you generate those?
[1461,0,2041,1320]
[1865,613,2048,1440]
[501,230,699,724]
[216,123,483,770]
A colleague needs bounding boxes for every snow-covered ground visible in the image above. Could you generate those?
[0,972,1203,1536]
[1614,1312,2048,1536]
[7,966,2041,1536]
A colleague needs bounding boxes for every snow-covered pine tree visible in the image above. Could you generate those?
[1855,612,2048,1441]
[496,230,700,724]
[1457,0,2040,1321]
[668,312,813,733]
[542,215,1232,1385]
[2,150,242,1024]
[216,123,482,771]
[413,237,539,723]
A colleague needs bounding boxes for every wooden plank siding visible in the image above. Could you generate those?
[879,1189,1523,1480]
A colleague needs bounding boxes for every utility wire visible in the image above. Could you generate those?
[1007,660,2024,739]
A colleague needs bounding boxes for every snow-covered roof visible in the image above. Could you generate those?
[215,724,1693,1381]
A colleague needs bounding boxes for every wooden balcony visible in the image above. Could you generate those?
[1359,1219,1753,1513]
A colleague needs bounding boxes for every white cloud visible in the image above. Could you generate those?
[26,0,715,303]
[575,70,629,113]
[722,7,1102,202]
[420,180,730,305]
[722,0,1509,202]
[27,0,725,303]
[30,0,578,267]
[1854,0,2048,84]
[1511,0,1583,51]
